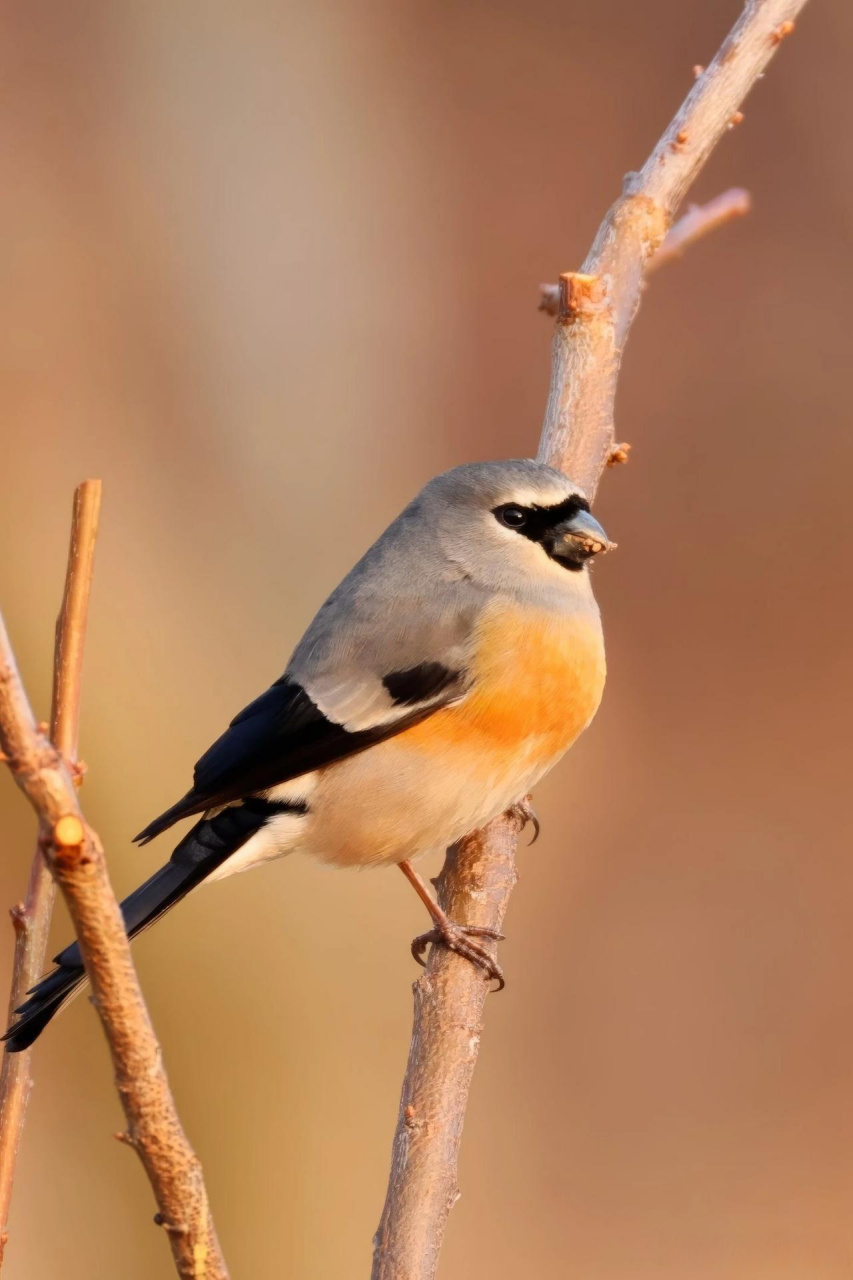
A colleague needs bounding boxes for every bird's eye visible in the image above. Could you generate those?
[497,505,528,529]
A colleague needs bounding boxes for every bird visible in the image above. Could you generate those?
[4,458,612,1052]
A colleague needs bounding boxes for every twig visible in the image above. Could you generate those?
[0,480,101,1268]
[0,525,228,1278]
[372,3,809,1277]
[648,187,752,271]
[538,187,751,314]
[540,0,809,491]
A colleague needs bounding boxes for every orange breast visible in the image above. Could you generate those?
[404,599,606,764]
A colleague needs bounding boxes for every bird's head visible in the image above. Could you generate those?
[420,459,614,593]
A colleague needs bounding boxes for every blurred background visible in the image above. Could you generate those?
[1,1,851,1276]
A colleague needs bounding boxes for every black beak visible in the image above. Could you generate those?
[548,509,614,568]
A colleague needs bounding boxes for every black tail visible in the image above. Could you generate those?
[3,803,276,1052]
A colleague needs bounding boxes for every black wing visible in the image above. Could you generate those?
[134,668,463,845]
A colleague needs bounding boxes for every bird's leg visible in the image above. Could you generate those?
[510,794,540,844]
[398,859,505,990]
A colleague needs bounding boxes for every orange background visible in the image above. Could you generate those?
[1,2,851,1277]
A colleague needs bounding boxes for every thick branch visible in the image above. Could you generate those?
[373,2,809,1277]
[372,814,521,1277]
[0,593,228,1277]
[0,480,101,1268]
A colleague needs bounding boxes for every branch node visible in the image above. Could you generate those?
[648,188,751,273]
[537,283,561,316]
[153,1212,190,1236]
[8,903,28,938]
[51,816,87,872]
[692,63,705,79]
[53,815,84,848]
[557,272,606,324]
[771,19,795,44]
[607,444,632,467]
[728,110,745,129]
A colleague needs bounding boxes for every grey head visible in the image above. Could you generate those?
[413,458,612,594]
[309,458,613,626]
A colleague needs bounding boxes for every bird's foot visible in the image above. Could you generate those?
[411,920,505,991]
[510,795,540,844]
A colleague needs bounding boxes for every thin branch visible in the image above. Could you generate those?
[541,1,807,492]
[538,187,751,315]
[372,2,809,1277]
[0,479,101,1268]
[0,530,228,1278]
[648,186,751,272]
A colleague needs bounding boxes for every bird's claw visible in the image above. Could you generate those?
[511,795,540,844]
[411,921,506,991]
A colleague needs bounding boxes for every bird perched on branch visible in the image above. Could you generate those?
[4,459,611,1051]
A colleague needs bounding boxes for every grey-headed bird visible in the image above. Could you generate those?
[4,459,611,1051]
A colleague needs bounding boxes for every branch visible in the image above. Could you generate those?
[0,479,101,1267]
[648,186,751,272]
[372,3,809,1277]
[538,187,751,315]
[372,814,522,1275]
[540,2,805,492]
[0,512,229,1278]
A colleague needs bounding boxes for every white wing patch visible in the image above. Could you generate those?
[306,673,459,733]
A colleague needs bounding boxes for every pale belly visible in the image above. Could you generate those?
[301,604,606,868]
